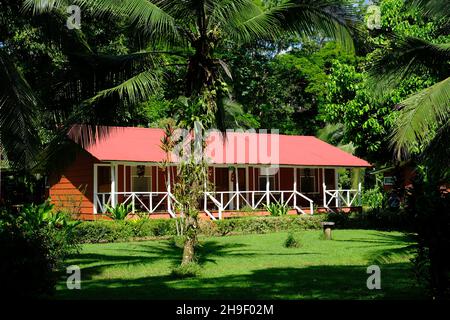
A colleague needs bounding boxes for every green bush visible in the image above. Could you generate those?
[210,215,326,235]
[325,208,411,231]
[73,220,132,243]
[326,211,351,228]
[0,204,80,298]
[284,232,301,248]
[130,218,177,237]
[361,186,386,209]
[73,210,410,244]
[74,219,178,243]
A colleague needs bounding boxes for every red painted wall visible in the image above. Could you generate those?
[49,150,98,220]
[279,167,294,190]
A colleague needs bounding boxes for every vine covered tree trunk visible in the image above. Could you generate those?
[182,214,198,265]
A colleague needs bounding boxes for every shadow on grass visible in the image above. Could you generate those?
[66,239,254,279]
[333,231,415,245]
[56,263,424,300]
[57,233,424,300]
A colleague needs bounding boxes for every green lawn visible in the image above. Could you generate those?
[57,230,424,299]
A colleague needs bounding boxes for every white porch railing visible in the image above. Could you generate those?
[203,190,314,220]
[95,186,361,219]
[323,183,362,209]
[95,192,179,218]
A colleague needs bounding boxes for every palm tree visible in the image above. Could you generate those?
[0,51,40,168]
[369,0,450,163]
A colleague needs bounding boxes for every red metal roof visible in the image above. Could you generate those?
[70,126,370,167]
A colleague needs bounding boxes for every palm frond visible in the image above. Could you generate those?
[23,0,70,13]
[280,0,359,52]
[25,0,180,44]
[408,0,450,20]
[390,77,450,159]
[420,119,450,173]
[79,0,179,43]
[0,51,40,169]
[86,70,161,106]
[23,0,92,53]
[368,36,450,94]
[212,0,287,43]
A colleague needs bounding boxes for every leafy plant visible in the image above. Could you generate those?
[20,199,80,231]
[20,200,55,228]
[104,203,132,220]
[265,202,289,216]
[0,204,80,298]
[284,232,301,248]
[361,187,386,210]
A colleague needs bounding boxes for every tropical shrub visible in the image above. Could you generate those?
[73,219,177,243]
[0,203,80,298]
[72,211,414,244]
[265,202,289,216]
[104,203,132,220]
[361,186,386,209]
[73,220,134,243]
[74,215,328,243]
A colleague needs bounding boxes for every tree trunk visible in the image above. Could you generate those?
[181,215,198,265]
[182,236,196,265]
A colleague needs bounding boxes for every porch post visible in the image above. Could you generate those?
[293,167,297,208]
[322,168,326,207]
[358,171,362,206]
[93,164,98,214]
[293,167,297,191]
[111,164,116,207]
[235,167,239,210]
[167,166,171,193]
[115,164,118,206]
[265,170,270,205]
[167,166,172,216]
[335,169,339,207]
[204,167,208,209]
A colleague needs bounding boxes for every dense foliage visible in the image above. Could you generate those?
[0,202,80,298]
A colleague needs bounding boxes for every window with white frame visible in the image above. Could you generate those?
[383,176,395,186]
[300,168,318,193]
[131,165,152,192]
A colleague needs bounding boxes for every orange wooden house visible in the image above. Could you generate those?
[49,126,371,220]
